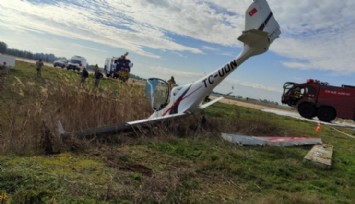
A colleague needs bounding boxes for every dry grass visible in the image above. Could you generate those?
[1,61,354,203]
[0,61,280,155]
[0,62,152,155]
[0,62,208,155]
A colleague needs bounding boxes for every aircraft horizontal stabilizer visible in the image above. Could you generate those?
[238,29,270,50]
[200,96,224,109]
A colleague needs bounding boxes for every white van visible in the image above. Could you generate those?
[0,54,15,69]
[66,55,87,71]
[104,57,119,77]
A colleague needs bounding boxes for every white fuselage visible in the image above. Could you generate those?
[149,47,256,119]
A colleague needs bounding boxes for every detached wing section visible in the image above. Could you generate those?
[59,113,187,138]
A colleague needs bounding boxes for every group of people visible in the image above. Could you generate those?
[35,58,177,91]
[36,58,103,88]
[80,64,103,88]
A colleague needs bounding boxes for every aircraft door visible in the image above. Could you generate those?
[145,78,170,110]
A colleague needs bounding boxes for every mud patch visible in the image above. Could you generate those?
[118,163,153,176]
[105,154,153,177]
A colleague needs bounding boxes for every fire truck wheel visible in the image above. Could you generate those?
[317,106,336,122]
[298,103,316,119]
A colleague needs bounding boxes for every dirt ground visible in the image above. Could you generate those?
[16,57,53,67]
[217,97,270,110]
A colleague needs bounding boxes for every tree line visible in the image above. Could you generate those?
[0,41,61,63]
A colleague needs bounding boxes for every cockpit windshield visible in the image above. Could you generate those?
[145,78,170,111]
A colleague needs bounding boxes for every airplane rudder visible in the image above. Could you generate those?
[244,0,270,30]
[244,0,280,42]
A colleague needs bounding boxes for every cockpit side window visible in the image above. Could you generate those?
[145,78,170,111]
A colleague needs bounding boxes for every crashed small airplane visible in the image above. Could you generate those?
[59,0,281,138]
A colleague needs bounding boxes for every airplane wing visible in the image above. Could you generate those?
[200,96,224,109]
[58,112,188,138]
[59,96,225,138]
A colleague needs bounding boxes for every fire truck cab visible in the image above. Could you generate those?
[282,79,355,122]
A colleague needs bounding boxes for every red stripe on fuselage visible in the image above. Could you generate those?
[162,85,203,116]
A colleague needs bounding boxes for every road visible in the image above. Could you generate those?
[213,96,355,129]
[218,97,273,110]
[16,57,53,67]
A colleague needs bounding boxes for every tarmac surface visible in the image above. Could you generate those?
[218,97,355,129]
[262,108,355,129]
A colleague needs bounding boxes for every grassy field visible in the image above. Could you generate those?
[0,61,354,203]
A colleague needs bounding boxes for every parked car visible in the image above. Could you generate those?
[0,54,15,69]
[66,56,87,71]
[53,59,68,68]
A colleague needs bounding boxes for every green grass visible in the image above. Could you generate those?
[0,61,354,203]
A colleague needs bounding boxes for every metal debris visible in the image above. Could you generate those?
[221,133,322,146]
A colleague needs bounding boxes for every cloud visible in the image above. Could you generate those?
[0,0,263,56]
[0,0,204,58]
[1,0,355,75]
[269,0,355,73]
[147,66,204,79]
[201,46,220,52]
[282,61,311,70]
[225,78,282,93]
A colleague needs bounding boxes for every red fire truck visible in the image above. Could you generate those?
[281,79,355,122]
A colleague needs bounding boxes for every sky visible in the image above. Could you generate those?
[1,0,355,104]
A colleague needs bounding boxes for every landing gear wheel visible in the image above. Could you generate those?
[298,103,316,119]
[317,106,336,122]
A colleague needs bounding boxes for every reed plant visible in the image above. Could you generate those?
[0,61,151,155]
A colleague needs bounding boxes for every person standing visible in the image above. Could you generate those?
[80,67,89,86]
[36,59,44,77]
[94,65,103,88]
[167,76,176,90]
[0,61,6,75]
[94,64,99,73]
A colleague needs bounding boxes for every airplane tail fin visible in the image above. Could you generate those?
[237,0,281,57]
